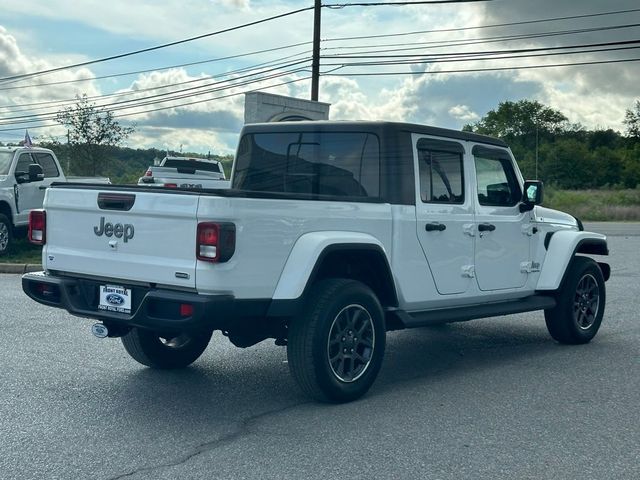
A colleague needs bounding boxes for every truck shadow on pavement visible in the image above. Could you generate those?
[110,314,601,418]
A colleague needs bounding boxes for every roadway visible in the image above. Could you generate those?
[0,223,638,479]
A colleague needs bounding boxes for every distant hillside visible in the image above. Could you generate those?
[36,143,234,184]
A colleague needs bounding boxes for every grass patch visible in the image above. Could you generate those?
[1,236,42,264]
[544,188,640,221]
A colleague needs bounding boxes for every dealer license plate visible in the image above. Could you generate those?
[98,285,132,314]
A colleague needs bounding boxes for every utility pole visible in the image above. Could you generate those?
[311,0,321,101]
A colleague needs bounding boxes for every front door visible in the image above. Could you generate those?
[13,152,60,225]
[472,146,530,291]
[414,136,474,295]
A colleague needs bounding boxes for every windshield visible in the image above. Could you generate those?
[0,151,14,175]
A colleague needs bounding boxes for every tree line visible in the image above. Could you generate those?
[463,99,640,189]
[3,96,639,189]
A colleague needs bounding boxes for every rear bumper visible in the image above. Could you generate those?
[22,271,234,332]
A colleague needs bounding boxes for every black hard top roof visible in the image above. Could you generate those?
[241,120,508,148]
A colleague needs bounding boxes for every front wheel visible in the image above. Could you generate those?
[545,256,606,344]
[121,328,212,369]
[287,279,386,403]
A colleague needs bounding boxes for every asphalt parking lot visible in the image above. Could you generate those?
[1,223,638,480]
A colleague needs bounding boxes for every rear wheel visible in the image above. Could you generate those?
[0,214,12,256]
[287,279,386,403]
[545,256,606,344]
[121,328,212,369]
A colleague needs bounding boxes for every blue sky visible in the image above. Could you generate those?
[1,0,639,154]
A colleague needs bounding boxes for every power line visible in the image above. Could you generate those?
[322,7,640,42]
[322,56,640,76]
[0,6,315,84]
[324,45,640,68]
[0,66,312,126]
[321,38,640,59]
[0,42,312,91]
[0,75,312,133]
[321,23,640,55]
[324,0,490,7]
[0,54,312,112]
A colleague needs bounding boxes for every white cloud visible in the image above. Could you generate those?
[448,104,479,122]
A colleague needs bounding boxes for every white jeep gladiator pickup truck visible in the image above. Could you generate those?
[0,146,109,255]
[137,156,229,189]
[22,121,610,403]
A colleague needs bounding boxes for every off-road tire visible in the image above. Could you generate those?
[545,256,606,344]
[121,328,212,369]
[287,279,386,403]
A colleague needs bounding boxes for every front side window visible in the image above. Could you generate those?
[474,148,521,207]
[15,154,33,175]
[233,132,380,198]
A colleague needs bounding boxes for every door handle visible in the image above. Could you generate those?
[478,223,496,232]
[425,222,446,232]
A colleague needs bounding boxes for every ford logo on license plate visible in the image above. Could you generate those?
[106,293,125,306]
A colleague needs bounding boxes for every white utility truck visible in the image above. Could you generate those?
[0,146,109,255]
[138,156,229,189]
[22,121,610,403]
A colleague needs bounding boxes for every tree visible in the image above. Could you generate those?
[623,100,640,139]
[463,100,568,141]
[55,95,135,175]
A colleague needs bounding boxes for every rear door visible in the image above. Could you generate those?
[414,136,474,295]
[44,187,200,289]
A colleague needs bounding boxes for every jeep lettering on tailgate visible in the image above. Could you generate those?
[93,217,134,242]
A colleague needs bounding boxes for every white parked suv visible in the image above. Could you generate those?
[22,121,610,402]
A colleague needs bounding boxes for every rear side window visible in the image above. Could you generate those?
[473,147,521,207]
[32,153,60,178]
[233,132,380,198]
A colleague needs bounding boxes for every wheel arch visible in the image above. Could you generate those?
[537,230,609,291]
[271,231,398,308]
[0,200,14,221]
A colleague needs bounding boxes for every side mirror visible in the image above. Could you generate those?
[28,163,44,182]
[519,180,544,212]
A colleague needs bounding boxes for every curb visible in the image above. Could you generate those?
[0,264,42,274]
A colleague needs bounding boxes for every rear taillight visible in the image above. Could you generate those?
[28,210,46,245]
[164,183,178,188]
[196,222,235,263]
[144,168,152,177]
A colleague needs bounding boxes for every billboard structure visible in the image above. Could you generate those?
[244,92,330,123]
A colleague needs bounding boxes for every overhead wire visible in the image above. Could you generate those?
[0,6,315,84]
[0,65,313,126]
[0,75,313,133]
[0,52,312,113]
[322,7,640,42]
[0,41,312,92]
[321,23,640,56]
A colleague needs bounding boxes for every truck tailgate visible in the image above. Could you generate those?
[43,187,199,289]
